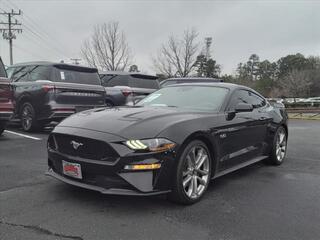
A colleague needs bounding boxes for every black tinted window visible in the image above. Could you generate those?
[106,75,129,87]
[249,92,266,108]
[228,90,249,110]
[129,76,159,89]
[54,67,101,85]
[29,66,51,81]
[228,89,265,110]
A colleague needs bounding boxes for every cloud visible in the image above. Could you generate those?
[0,0,318,74]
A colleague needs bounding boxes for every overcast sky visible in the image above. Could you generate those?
[0,0,319,75]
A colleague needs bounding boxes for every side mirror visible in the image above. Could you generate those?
[235,103,253,112]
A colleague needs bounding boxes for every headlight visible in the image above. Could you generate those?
[125,138,176,152]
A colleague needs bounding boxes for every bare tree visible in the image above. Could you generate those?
[81,21,131,71]
[280,70,312,98]
[153,28,199,77]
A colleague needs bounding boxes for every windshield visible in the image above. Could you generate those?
[137,85,229,111]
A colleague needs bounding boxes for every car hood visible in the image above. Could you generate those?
[57,106,210,139]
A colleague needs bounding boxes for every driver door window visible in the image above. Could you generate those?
[227,89,266,111]
[248,92,266,108]
[227,89,251,111]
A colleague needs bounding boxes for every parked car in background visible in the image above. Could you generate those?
[303,97,320,103]
[99,71,159,106]
[6,62,106,132]
[0,57,14,136]
[267,98,284,104]
[160,77,222,87]
[267,98,285,109]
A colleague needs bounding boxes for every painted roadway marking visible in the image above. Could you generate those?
[4,130,42,141]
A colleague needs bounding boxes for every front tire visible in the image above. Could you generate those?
[267,126,288,165]
[169,140,212,205]
[20,102,41,132]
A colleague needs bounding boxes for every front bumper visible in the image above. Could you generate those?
[0,101,14,121]
[47,128,177,196]
[46,168,170,196]
[0,111,14,121]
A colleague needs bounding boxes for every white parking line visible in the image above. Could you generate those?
[4,130,42,141]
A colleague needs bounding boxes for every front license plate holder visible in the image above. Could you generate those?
[62,161,82,179]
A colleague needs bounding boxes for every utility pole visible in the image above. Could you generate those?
[0,9,22,65]
[71,58,81,65]
[204,37,212,60]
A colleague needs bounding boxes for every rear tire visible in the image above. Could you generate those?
[266,126,288,165]
[20,102,41,132]
[105,100,114,108]
[168,140,212,205]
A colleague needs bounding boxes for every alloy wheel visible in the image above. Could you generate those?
[21,105,33,130]
[182,145,210,199]
[276,128,287,162]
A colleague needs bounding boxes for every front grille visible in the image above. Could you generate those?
[51,133,118,161]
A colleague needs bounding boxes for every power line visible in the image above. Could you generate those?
[3,0,72,61]
[5,0,19,10]
[5,0,72,57]
[0,5,66,62]
[22,22,69,58]
[13,42,47,60]
[21,31,66,58]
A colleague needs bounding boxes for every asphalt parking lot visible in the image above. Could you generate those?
[0,119,319,240]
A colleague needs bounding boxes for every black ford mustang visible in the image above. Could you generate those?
[46,82,288,204]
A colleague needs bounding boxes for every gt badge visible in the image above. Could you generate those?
[220,133,227,139]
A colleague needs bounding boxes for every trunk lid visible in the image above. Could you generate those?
[49,64,105,106]
[50,81,105,106]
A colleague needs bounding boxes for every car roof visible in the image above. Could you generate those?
[9,61,97,71]
[163,77,222,82]
[165,82,265,98]
[99,71,158,79]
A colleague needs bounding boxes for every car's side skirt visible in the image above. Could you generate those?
[213,155,268,179]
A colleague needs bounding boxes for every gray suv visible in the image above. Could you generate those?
[7,62,106,131]
[99,71,159,106]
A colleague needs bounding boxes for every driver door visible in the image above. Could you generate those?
[217,89,266,171]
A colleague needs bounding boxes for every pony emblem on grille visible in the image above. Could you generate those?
[70,140,83,150]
